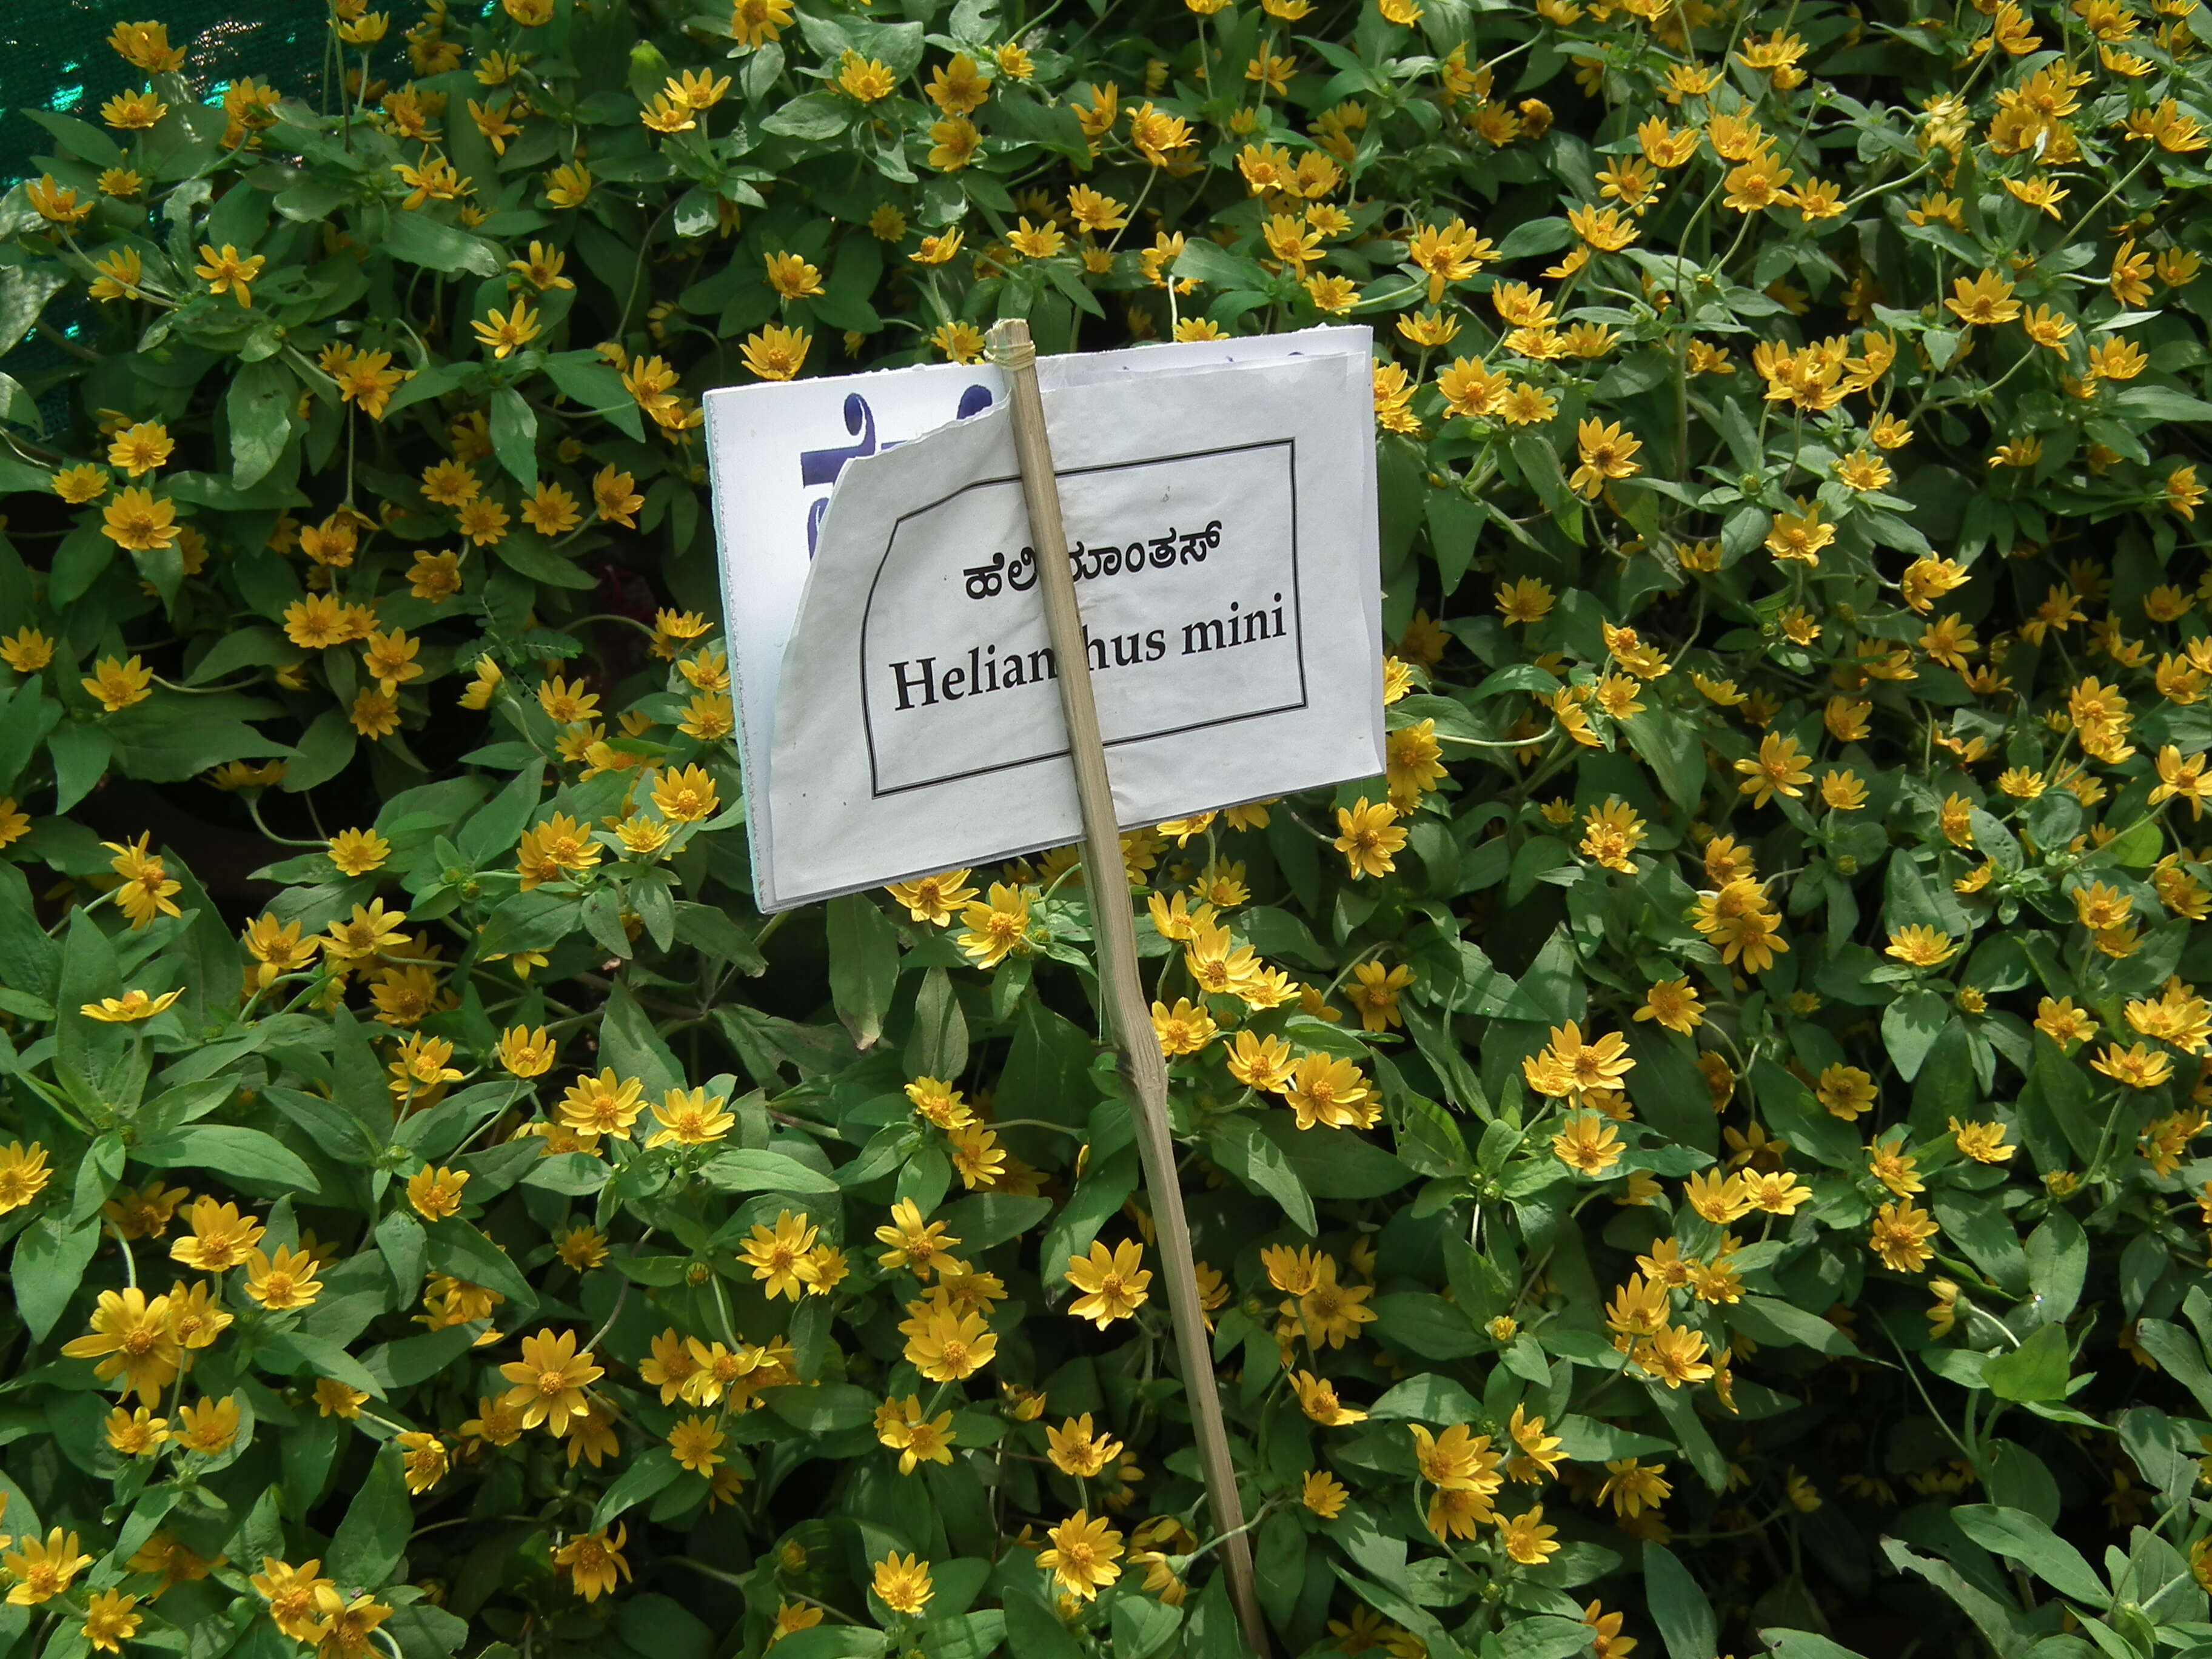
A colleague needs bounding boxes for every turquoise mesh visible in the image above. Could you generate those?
[2,2,330,186]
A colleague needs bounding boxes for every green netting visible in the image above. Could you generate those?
[1,1,330,186]
[2,3,332,427]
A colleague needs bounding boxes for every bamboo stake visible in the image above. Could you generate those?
[987,319,1270,1655]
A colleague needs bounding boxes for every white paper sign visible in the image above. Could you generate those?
[747,347,1381,910]
[701,326,1379,908]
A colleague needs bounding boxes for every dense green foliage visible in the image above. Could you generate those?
[2,0,2212,1657]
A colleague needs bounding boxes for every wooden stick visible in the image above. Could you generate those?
[987,319,1271,1655]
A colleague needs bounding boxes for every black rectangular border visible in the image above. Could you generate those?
[857,438,1307,799]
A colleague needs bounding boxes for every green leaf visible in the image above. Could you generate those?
[763,1382,874,1432]
[492,531,596,588]
[1171,237,1270,291]
[226,358,295,489]
[1952,1504,2108,1606]
[541,352,645,440]
[104,700,292,785]
[2113,384,2212,423]
[491,386,538,489]
[0,371,46,435]
[904,967,968,1081]
[1494,1616,1598,1659]
[11,1215,98,1342]
[1727,1295,1858,1357]
[360,1323,486,1389]
[283,710,357,793]
[1371,1292,1485,1358]
[1107,1594,1182,1659]
[327,1444,412,1587]
[697,1148,840,1195]
[1621,708,1703,816]
[478,890,581,957]
[602,980,684,1098]
[934,1193,1050,1253]
[1551,1416,1674,1460]
[2023,1210,2086,1326]
[1206,1114,1316,1233]
[1880,1538,2036,1659]
[0,266,66,361]
[55,910,136,1109]
[1643,1543,1717,1659]
[760,92,851,139]
[387,1604,469,1659]
[255,1329,387,1401]
[1881,990,1948,1081]
[133,1125,318,1193]
[828,894,900,1051]
[592,1449,682,1531]
[423,1218,537,1309]
[1256,1118,1410,1198]
[45,720,110,814]
[1761,1634,1871,1659]
[458,762,546,865]
[1000,1591,1087,1659]
[2129,1320,2212,1416]
[383,212,503,277]
[1369,1373,1484,1423]
[1984,1322,2071,1403]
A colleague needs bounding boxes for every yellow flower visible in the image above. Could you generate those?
[957,882,1031,967]
[1038,1512,1124,1601]
[1946,269,2022,327]
[79,988,182,1023]
[1333,797,1406,877]
[871,1552,934,1615]
[545,164,594,208]
[667,1414,725,1474]
[406,1164,469,1221]
[171,1196,265,1273]
[104,1406,167,1456]
[1885,925,1956,968]
[315,1380,367,1419]
[60,1287,179,1404]
[1283,1053,1375,1131]
[645,1087,735,1148]
[1046,1413,1125,1476]
[244,1245,326,1310]
[739,1210,821,1299]
[5,1530,93,1605]
[252,1560,337,1642]
[1949,1117,2015,1164]
[472,299,541,358]
[1301,1469,1350,1518]
[651,763,720,823]
[837,50,897,101]
[78,1586,140,1654]
[1550,1111,1623,1175]
[498,1328,604,1435]
[1064,1239,1150,1327]
[902,1305,997,1380]
[1870,1199,1940,1272]
[551,1527,629,1601]
[175,1394,241,1456]
[1500,1505,1561,1564]
[195,243,266,305]
[1151,996,1217,1057]
[1570,418,1643,497]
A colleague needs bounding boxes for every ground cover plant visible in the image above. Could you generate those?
[0,0,2211,1655]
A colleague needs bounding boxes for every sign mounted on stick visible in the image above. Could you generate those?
[703,327,1382,910]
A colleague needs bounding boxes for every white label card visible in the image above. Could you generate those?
[701,326,1379,908]
[755,347,1382,910]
